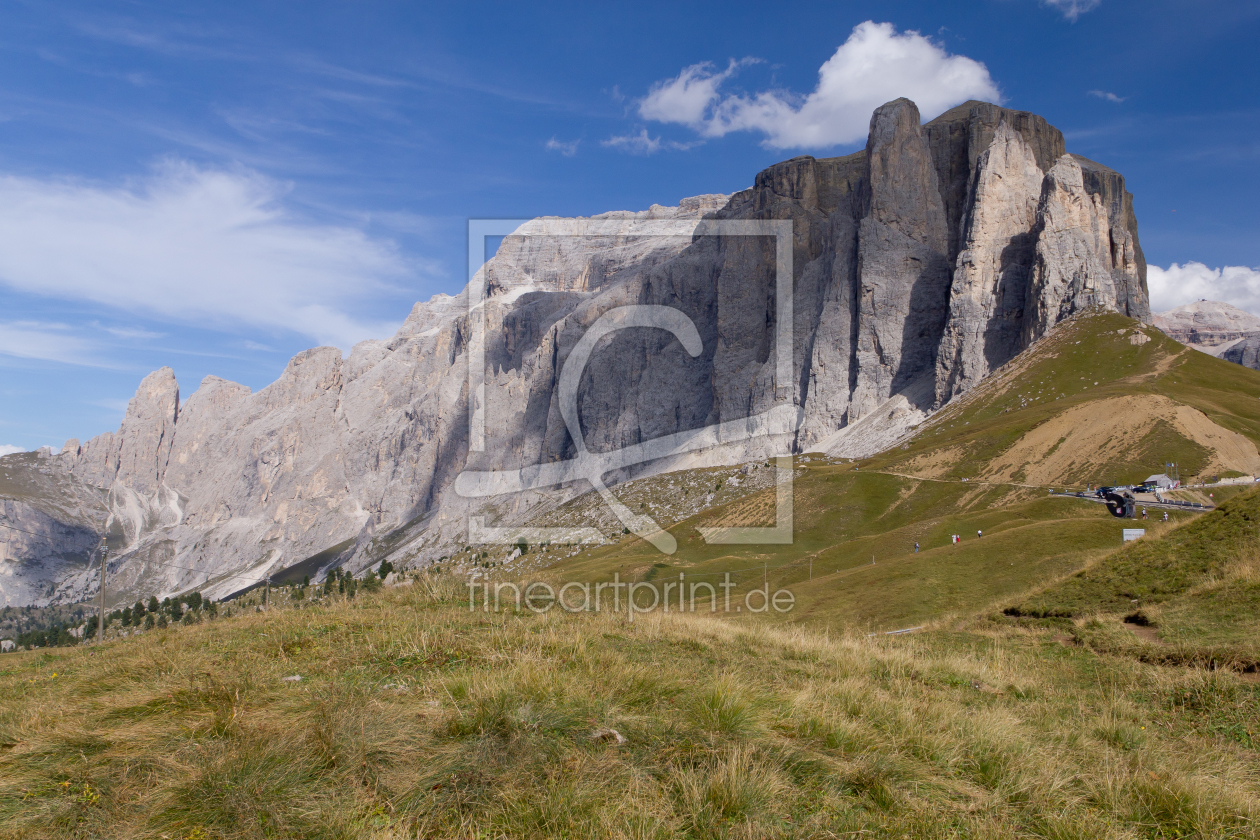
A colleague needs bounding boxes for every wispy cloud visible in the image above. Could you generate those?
[95,324,165,340]
[243,340,275,352]
[0,321,112,367]
[635,21,1000,149]
[1148,262,1260,314]
[0,445,24,457]
[1088,89,1125,103]
[601,129,700,155]
[0,162,414,350]
[1042,0,1102,22]
[89,398,132,413]
[545,137,580,157]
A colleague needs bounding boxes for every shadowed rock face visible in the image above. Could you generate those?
[5,98,1151,606]
[1224,337,1260,371]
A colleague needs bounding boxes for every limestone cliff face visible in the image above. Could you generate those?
[4,98,1152,606]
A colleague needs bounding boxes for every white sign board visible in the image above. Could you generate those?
[1123,529,1146,542]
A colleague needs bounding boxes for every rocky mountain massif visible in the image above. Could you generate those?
[1154,300,1260,370]
[0,98,1151,607]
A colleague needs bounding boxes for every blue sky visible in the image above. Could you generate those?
[2,0,1259,453]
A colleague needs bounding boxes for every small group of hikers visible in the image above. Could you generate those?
[936,529,982,550]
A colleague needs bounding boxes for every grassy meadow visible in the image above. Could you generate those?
[3,493,1260,839]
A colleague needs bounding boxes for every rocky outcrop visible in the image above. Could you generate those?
[1154,301,1260,357]
[70,368,179,494]
[2,98,1153,606]
[1023,155,1144,344]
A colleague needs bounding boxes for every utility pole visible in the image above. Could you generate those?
[96,538,108,643]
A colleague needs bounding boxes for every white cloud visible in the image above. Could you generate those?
[0,445,24,457]
[637,21,1000,149]
[1148,262,1260,315]
[1042,0,1102,22]
[0,163,412,351]
[0,321,112,367]
[601,130,701,155]
[243,340,275,351]
[1088,90,1125,103]
[545,137,580,157]
[639,59,757,125]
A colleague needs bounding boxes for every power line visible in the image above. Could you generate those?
[0,520,64,539]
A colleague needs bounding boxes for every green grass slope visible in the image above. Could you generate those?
[869,310,1260,486]
[1005,487,1260,670]
[2,581,1258,839]
[1009,487,1260,618]
[549,467,1150,632]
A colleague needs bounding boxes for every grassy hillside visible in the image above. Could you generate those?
[1005,486,1260,671]
[547,467,1153,632]
[2,579,1258,839]
[870,311,1260,486]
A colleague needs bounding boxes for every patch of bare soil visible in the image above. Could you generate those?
[1128,624,1165,645]
[897,445,967,480]
[983,394,1260,485]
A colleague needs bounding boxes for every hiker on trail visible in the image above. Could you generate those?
[977,529,983,539]
[914,542,919,553]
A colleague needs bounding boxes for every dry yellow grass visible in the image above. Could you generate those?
[1,578,1258,839]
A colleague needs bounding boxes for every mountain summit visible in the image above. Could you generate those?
[1,98,1150,606]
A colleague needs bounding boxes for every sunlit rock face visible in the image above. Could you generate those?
[5,98,1150,606]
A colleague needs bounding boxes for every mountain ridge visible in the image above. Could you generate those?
[0,97,1152,607]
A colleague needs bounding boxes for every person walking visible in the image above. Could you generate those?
[977,529,983,539]
[914,542,919,553]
